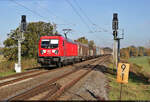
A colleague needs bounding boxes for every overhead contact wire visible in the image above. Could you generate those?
[65,0,92,32]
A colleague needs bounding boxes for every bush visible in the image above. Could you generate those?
[0,58,39,73]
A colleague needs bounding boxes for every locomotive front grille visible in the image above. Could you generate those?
[38,57,60,65]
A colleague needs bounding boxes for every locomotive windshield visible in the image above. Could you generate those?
[41,39,59,48]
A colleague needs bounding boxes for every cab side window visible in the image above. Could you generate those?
[63,41,65,46]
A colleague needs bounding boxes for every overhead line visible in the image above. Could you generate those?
[10,0,51,21]
[73,0,95,25]
[73,0,111,34]
[65,0,92,32]
[10,0,76,28]
[37,5,75,26]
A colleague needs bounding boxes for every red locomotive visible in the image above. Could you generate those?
[38,34,101,67]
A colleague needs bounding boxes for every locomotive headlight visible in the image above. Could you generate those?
[40,50,44,55]
[52,50,56,53]
[55,50,59,54]
[52,50,59,54]
[40,50,46,55]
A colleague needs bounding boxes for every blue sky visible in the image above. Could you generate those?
[0,0,150,48]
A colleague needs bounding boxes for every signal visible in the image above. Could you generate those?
[112,13,118,39]
[112,13,118,30]
[21,15,27,32]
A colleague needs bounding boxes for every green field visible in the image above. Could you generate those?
[128,56,150,72]
[107,56,150,100]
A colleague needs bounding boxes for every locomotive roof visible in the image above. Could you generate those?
[65,38,76,44]
[40,34,77,44]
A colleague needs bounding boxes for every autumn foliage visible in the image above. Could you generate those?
[120,46,149,59]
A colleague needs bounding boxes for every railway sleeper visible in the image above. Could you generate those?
[8,83,61,101]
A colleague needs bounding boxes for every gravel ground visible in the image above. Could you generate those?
[29,69,88,100]
[56,69,88,87]
[58,59,110,101]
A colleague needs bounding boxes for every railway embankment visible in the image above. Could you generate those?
[105,56,150,100]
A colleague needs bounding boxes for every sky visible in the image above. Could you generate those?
[0,0,150,48]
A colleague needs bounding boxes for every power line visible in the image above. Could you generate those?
[10,0,110,34]
[40,7,75,25]
[65,0,92,32]
[10,0,50,21]
[37,5,75,26]
[73,0,111,34]
[73,0,94,25]
[10,0,76,30]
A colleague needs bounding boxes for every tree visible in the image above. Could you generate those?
[76,37,88,44]
[3,21,54,60]
[76,37,95,49]
[146,48,150,56]
[120,46,147,59]
[88,40,95,49]
[120,48,130,59]
[0,47,3,55]
[103,47,113,54]
[138,46,145,56]
[128,46,138,57]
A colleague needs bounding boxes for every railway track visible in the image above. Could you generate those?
[0,56,100,89]
[0,68,42,80]
[49,55,109,101]
[5,55,110,101]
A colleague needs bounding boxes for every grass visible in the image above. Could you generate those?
[128,56,150,72]
[0,58,39,77]
[106,57,150,100]
[0,55,5,62]
[107,71,150,100]
[0,70,16,77]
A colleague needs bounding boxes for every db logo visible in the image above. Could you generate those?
[47,50,51,54]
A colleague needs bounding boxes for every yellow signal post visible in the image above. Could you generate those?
[117,63,130,84]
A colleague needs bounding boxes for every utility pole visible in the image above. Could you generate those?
[15,15,26,73]
[112,13,124,72]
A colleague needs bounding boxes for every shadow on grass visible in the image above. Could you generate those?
[93,65,149,84]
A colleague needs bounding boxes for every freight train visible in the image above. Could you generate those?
[37,34,101,67]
